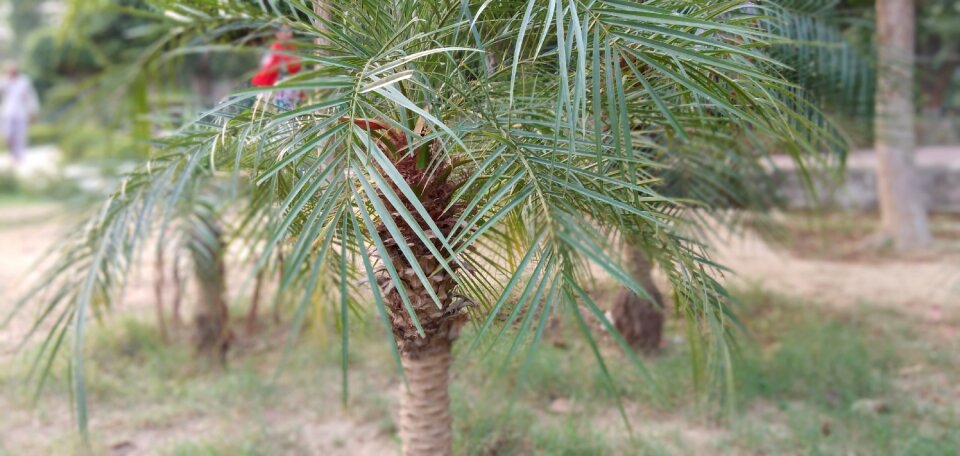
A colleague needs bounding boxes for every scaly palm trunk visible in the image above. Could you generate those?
[611,245,664,353]
[380,247,461,455]
[362,118,466,456]
[382,252,461,456]
[172,255,184,326]
[386,261,458,456]
[379,200,463,456]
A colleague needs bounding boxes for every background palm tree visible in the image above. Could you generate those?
[182,195,232,363]
[610,0,875,353]
[10,1,848,454]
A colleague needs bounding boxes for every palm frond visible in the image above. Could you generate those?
[9,0,870,436]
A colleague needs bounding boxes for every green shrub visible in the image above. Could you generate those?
[0,171,21,194]
[57,123,140,161]
[22,27,102,79]
[27,123,62,145]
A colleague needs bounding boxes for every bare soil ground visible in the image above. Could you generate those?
[711,215,960,343]
[1,203,958,455]
[0,203,67,356]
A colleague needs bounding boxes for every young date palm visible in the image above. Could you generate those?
[12,1,847,454]
[183,196,232,363]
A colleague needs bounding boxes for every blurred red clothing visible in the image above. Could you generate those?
[251,42,301,87]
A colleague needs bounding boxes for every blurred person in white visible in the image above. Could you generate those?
[0,62,40,165]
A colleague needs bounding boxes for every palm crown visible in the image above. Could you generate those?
[14,1,851,454]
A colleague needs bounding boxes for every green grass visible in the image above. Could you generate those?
[452,394,616,455]
[454,286,959,455]
[3,286,958,455]
[723,287,959,455]
[735,315,895,409]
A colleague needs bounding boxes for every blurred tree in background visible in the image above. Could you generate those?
[9,0,44,58]
[918,0,960,113]
[839,0,960,144]
[9,0,256,162]
[916,0,960,146]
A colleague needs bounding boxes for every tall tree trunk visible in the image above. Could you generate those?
[274,251,284,324]
[611,244,664,353]
[875,0,930,250]
[312,1,331,49]
[190,52,216,107]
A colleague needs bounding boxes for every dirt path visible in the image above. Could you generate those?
[711,227,960,338]
[0,203,69,358]
[713,228,960,308]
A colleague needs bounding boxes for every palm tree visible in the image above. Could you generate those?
[610,0,875,353]
[149,182,246,358]
[182,196,233,363]
[11,1,846,454]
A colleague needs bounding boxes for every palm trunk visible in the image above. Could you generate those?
[274,251,284,324]
[245,267,265,333]
[398,340,454,456]
[381,253,462,456]
[312,0,331,49]
[365,119,466,456]
[189,219,231,363]
[154,247,168,341]
[611,244,664,353]
[193,264,229,363]
[874,0,930,250]
[172,256,184,326]
[190,52,215,107]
